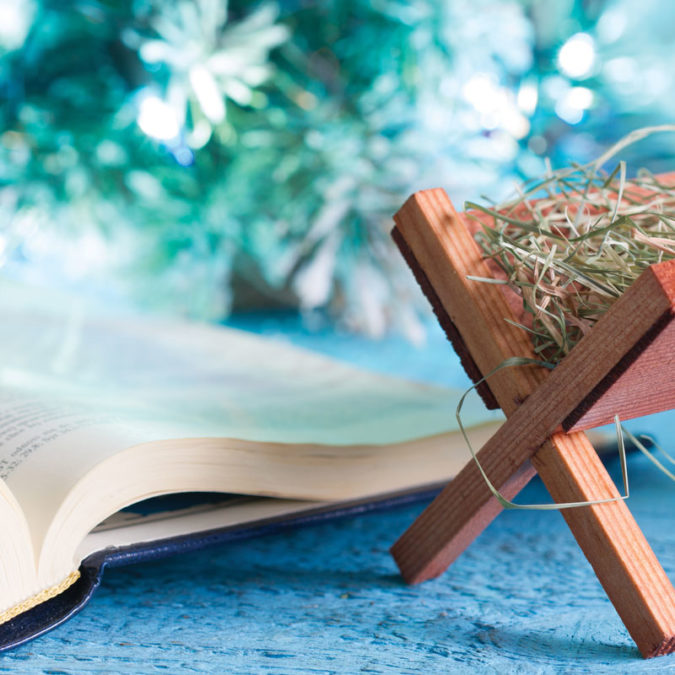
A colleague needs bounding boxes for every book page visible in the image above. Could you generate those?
[0,279,500,547]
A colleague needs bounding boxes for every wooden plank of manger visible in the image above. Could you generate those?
[390,188,675,659]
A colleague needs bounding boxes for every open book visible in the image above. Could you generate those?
[0,280,502,648]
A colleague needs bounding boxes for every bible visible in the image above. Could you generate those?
[0,279,501,649]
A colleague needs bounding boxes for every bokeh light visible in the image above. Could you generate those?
[558,33,596,79]
[0,0,674,336]
[137,95,181,142]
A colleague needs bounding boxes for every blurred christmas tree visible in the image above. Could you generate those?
[1,0,673,336]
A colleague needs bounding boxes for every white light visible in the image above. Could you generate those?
[189,65,226,123]
[501,108,530,140]
[517,82,538,115]
[462,75,499,114]
[558,33,596,79]
[555,87,593,125]
[463,75,529,138]
[556,102,583,125]
[0,0,34,50]
[137,95,180,142]
[566,87,593,109]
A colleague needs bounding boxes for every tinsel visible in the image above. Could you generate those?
[1,0,674,336]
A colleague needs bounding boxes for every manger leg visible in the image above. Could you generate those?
[390,456,535,584]
[392,429,675,659]
[534,432,675,659]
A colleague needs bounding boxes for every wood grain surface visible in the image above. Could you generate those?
[390,188,675,658]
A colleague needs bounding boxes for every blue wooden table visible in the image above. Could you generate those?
[3,314,675,673]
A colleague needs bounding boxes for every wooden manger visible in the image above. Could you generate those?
[390,187,675,659]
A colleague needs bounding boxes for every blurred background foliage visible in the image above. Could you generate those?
[1,0,674,337]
